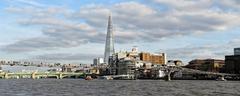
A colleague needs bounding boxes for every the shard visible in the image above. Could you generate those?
[104,15,115,64]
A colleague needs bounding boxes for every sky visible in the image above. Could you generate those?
[0,0,240,64]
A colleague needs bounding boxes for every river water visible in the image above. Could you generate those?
[0,79,239,96]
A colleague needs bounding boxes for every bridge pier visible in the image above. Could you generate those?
[4,73,8,79]
[166,73,171,81]
[164,68,172,81]
[32,72,37,79]
[75,75,78,79]
[58,73,63,79]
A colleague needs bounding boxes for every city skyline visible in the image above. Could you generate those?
[0,0,240,64]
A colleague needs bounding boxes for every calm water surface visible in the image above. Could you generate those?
[0,79,239,96]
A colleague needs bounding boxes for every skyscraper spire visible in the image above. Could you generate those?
[104,15,115,64]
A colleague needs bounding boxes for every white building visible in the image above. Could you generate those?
[93,58,104,66]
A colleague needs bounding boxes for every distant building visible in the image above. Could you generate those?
[117,60,136,75]
[139,52,151,62]
[166,60,183,67]
[234,48,240,55]
[140,52,166,65]
[93,58,104,66]
[224,48,240,74]
[106,47,167,76]
[0,61,6,64]
[116,51,128,59]
[62,64,74,72]
[173,60,183,66]
[186,59,224,72]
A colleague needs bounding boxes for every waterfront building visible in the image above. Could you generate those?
[150,67,166,79]
[139,52,166,65]
[225,55,240,74]
[139,52,151,62]
[135,60,152,69]
[106,47,167,76]
[104,15,115,65]
[224,48,240,74]
[186,59,224,72]
[117,59,136,75]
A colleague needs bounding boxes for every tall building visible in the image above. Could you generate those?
[234,48,240,55]
[93,58,104,66]
[104,15,115,64]
[225,55,240,74]
[224,48,240,74]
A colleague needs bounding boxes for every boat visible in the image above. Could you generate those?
[98,76,113,80]
[85,76,93,80]
[216,76,227,81]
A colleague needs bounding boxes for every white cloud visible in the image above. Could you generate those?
[4,1,240,50]
[166,37,240,64]
[2,0,240,63]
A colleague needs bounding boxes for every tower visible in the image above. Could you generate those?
[104,15,115,64]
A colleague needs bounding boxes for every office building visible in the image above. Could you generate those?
[104,15,115,64]
[140,52,166,65]
[93,58,104,66]
[225,48,240,74]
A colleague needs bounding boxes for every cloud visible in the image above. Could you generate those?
[217,0,240,11]
[151,0,213,11]
[74,1,240,39]
[1,37,88,52]
[2,0,240,55]
[5,6,71,17]
[16,0,46,7]
[166,37,240,64]
[5,0,46,7]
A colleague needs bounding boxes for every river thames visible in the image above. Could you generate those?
[0,79,239,96]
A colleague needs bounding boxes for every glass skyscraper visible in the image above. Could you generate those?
[104,15,115,64]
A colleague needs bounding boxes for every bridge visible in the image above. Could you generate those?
[0,72,85,79]
[156,66,239,81]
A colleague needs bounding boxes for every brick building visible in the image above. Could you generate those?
[186,59,224,72]
[139,52,166,65]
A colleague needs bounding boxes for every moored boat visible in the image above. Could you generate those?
[85,76,93,80]
[216,76,227,81]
